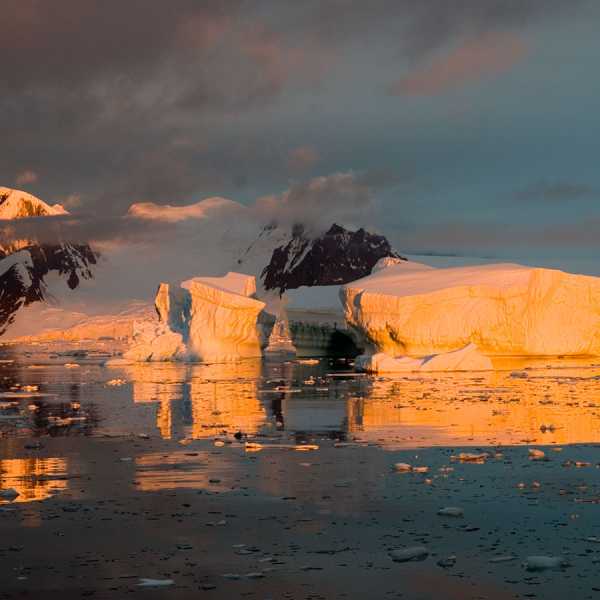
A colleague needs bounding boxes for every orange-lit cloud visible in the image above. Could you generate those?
[287,145,319,172]
[390,32,528,96]
[15,170,38,186]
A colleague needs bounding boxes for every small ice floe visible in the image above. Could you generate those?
[214,439,226,447]
[222,573,241,580]
[389,546,429,563]
[489,555,517,564]
[106,379,126,386]
[437,507,464,518]
[64,363,80,369]
[412,466,429,473]
[21,385,38,392]
[0,488,20,501]
[452,452,489,463]
[393,463,413,472]
[524,556,567,571]
[437,556,456,568]
[244,442,318,452]
[138,578,174,587]
[528,448,546,461]
[297,359,320,365]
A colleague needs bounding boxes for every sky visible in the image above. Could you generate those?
[2,0,600,266]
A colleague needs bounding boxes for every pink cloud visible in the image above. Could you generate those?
[15,170,38,185]
[287,145,319,172]
[389,32,528,96]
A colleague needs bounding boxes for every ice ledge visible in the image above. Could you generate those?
[355,343,493,373]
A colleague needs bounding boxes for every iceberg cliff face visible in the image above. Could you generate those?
[124,273,268,363]
[341,262,600,357]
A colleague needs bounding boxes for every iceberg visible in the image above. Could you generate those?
[341,261,600,357]
[122,272,269,363]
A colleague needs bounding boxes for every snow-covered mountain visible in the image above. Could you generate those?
[0,192,401,341]
[0,187,96,335]
[259,223,405,294]
[0,187,67,220]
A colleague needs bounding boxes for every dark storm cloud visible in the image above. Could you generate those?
[0,0,590,217]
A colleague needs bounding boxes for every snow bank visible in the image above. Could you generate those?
[123,272,268,363]
[341,262,600,356]
[355,343,492,373]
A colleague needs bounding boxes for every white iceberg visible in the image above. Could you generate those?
[121,272,268,363]
[341,261,600,357]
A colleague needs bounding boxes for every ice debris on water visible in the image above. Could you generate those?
[437,555,456,568]
[452,452,489,463]
[138,578,174,587]
[0,488,19,501]
[389,546,429,563]
[393,463,412,472]
[524,556,566,571]
[437,507,464,517]
[528,448,546,461]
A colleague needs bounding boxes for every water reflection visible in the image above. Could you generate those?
[0,456,69,502]
[2,347,600,447]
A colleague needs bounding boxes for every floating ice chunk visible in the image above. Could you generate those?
[138,578,174,587]
[0,488,19,501]
[524,556,566,571]
[437,507,464,517]
[452,452,489,463]
[528,448,546,461]
[64,363,80,369]
[393,462,412,472]
[389,546,429,563]
[489,555,517,563]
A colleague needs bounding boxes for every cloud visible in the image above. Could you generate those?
[514,181,597,203]
[61,194,82,209]
[287,146,319,172]
[255,172,377,233]
[128,197,246,222]
[0,0,592,218]
[15,170,38,186]
[389,32,527,96]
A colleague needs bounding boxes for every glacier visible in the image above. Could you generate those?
[120,272,270,363]
[341,261,600,357]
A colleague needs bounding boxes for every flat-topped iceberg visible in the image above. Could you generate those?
[341,261,600,357]
[121,272,269,363]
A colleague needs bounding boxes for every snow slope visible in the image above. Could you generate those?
[341,262,600,357]
[0,187,67,219]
